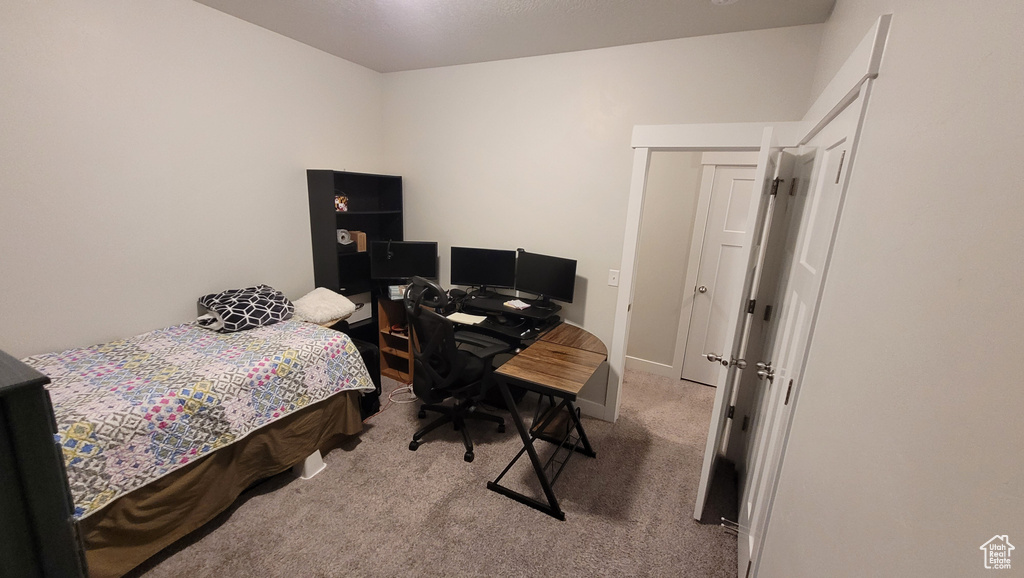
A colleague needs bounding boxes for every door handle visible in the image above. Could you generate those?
[704,353,727,365]
[729,358,747,369]
[756,361,772,370]
[756,368,775,383]
[697,285,708,293]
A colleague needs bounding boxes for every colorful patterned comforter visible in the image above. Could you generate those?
[22,320,375,520]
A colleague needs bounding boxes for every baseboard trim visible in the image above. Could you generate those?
[576,397,606,420]
[625,356,676,379]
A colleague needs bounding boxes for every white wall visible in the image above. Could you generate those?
[381,26,823,406]
[0,1,384,358]
[627,151,702,370]
[759,2,1024,576]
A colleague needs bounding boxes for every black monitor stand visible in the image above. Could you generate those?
[528,295,559,312]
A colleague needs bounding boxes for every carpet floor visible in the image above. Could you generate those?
[130,369,738,577]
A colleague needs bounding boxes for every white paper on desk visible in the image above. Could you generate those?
[447,312,487,325]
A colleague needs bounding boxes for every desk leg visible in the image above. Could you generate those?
[565,401,597,459]
[531,399,598,459]
[486,379,566,521]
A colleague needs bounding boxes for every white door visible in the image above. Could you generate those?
[734,146,816,572]
[692,127,784,521]
[739,91,867,577]
[723,150,803,479]
[681,165,757,386]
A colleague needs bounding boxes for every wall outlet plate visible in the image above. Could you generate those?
[608,269,620,287]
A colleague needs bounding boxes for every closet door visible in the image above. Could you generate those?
[680,164,757,387]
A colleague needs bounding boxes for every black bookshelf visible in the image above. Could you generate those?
[306,169,403,342]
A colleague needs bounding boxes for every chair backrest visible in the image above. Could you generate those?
[403,277,465,398]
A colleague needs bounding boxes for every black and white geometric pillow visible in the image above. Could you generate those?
[197,284,294,333]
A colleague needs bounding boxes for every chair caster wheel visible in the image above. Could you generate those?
[409,440,419,451]
[464,451,474,463]
[497,424,506,433]
[418,409,426,419]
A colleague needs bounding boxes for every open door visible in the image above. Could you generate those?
[692,127,792,520]
[738,89,868,577]
[733,146,817,574]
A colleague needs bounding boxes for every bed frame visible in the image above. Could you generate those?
[81,390,363,578]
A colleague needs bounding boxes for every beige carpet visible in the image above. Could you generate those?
[130,370,738,577]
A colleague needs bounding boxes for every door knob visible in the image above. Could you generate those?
[704,353,724,364]
[698,285,708,293]
[756,368,775,383]
[729,358,747,369]
[756,361,772,370]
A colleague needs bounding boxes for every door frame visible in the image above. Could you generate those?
[672,152,759,384]
[605,122,807,421]
[605,14,893,424]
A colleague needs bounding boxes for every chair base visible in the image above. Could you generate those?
[409,400,505,462]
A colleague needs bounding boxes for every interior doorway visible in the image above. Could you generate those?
[624,151,703,378]
[624,152,759,387]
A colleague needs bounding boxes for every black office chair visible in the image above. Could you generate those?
[404,276,511,462]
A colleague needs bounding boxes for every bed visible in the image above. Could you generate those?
[21,318,376,578]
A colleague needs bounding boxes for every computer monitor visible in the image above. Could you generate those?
[369,241,438,281]
[514,250,577,305]
[450,247,517,290]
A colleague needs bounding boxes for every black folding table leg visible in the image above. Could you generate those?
[486,379,566,520]
[565,401,597,458]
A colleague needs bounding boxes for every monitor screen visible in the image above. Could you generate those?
[369,241,438,280]
[515,250,577,303]
[450,247,517,289]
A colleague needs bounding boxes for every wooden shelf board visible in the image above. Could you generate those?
[381,367,412,383]
[380,345,411,358]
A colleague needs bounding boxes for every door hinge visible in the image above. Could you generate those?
[789,177,798,196]
[770,177,783,196]
[727,405,735,419]
[784,379,794,405]
[747,299,756,314]
[763,304,773,322]
[746,560,753,578]
[741,415,750,431]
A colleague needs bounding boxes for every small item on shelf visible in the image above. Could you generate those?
[388,284,408,300]
[390,324,407,336]
[350,230,367,252]
[334,194,349,212]
[504,299,531,310]
[337,229,357,253]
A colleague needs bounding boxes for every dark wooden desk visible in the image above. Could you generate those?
[487,324,606,520]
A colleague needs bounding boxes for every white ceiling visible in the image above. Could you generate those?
[194,0,835,73]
